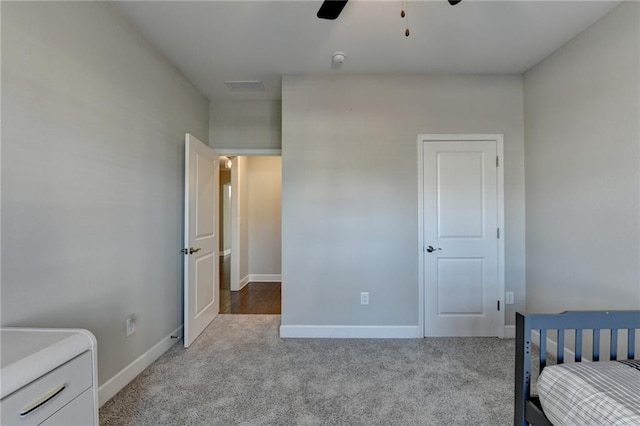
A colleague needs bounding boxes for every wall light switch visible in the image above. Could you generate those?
[126,319,135,336]
[360,292,369,305]
[505,292,515,305]
[126,315,136,337]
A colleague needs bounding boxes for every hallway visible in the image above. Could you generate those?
[219,255,281,314]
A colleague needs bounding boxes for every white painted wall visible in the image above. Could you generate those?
[210,100,282,150]
[281,75,525,329]
[524,2,640,313]
[1,1,209,387]
[247,157,282,277]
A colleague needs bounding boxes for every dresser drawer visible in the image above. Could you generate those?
[40,388,94,426]
[1,351,92,426]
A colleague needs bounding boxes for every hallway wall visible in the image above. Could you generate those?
[247,157,282,278]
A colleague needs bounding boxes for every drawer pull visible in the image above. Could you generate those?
[19,384,66,417]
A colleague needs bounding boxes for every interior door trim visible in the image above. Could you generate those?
[417,134,505,338]
[214,149,283,293]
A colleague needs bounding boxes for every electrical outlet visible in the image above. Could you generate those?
[360,292,369,305]
[126,315,136,337]
[505,292,515,305]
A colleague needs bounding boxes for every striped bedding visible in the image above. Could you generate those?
[537,359,640,426]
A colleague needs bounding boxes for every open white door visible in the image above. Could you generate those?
[184,133,219,347]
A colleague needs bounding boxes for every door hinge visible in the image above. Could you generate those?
[497,228,500,239]
[497,300,500,311]
[496,156,499,167]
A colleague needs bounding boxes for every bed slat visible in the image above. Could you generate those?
[539,329,547,371]
[628,329,635,359]
[574,329,582,362]
[593,329,600,361]
[610,328,618,360]
[557,329,564,364]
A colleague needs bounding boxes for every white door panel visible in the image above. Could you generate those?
[184,133,219,347]
[437,258,484,314]
[437,153,485,238]
[195,253,215,315]
[422,139,501,337]
[196,154,216,238]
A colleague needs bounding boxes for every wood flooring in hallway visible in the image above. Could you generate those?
[219,255,281,315]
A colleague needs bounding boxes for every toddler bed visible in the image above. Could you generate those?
[515,310,640,426]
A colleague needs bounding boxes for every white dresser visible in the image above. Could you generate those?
[1,328,98,426]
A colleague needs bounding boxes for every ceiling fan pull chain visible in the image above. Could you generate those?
[404,1,410,37]
[400,1,411,37]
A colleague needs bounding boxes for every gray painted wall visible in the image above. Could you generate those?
[281,75,525,328]
[219,170,231,252]
[524,2,640,312]
[248,157,282,276]
[1,2,209,385]
[223,183,232,253]
[238,156,250,282]
[210,100,282,150]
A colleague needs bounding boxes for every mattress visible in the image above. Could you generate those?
[537,359,640,426]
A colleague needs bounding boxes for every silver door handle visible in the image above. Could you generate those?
[426,246,442,253]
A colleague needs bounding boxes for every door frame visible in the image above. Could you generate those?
[215,149,282,292]
[417,134,505,338]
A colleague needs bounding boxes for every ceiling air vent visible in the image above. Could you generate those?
[224,81,265,92]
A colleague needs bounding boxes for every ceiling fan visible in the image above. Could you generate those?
[317,0,462,20]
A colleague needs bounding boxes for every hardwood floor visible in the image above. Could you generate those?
[219,255,281,315]
[220,282,281,314]
[220,254,230,291]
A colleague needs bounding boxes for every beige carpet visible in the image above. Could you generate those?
[100,315,515,425]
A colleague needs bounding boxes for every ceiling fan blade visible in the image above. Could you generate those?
[448,0,462,5]
[317,0,349,20]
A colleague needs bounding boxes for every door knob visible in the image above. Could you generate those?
[426,246,442,253]
[181,247,202,255]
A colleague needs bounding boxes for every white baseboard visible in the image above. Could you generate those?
[503,325,515,339]
[98,326,183,407]
[219,249,231,257]
[248,274,281,282]
[280,325,422,339]
[238,275,250,290]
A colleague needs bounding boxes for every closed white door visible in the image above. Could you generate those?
[422,138,502,337]
[184,133,219,347]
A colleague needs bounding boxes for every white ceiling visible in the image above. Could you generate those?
[114,1,620,101]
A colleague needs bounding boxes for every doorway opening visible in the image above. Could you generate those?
[218,154,282,314]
